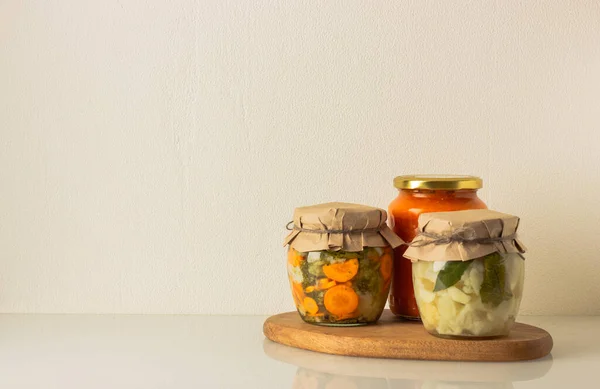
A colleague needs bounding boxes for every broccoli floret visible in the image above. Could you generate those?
[313,291,325,306]
[321,250,363,264]
[308,261,325,277]
[354,256,382,295]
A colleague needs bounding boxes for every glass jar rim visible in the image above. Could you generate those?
[393,175,483,190]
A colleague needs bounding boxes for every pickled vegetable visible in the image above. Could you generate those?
[413,253,524,337]
[323,259,359,282]
[324,285,359,316]
[287,246,392,325]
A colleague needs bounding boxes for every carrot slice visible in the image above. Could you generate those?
[322,258,359,282]
[324,285,359,316]
[287,249,296,266]
[316,278,337,290]
[303,297,319,315]
[333,311,360,320]
[287,248,305,267]
[305,286,315,293]
[290,278,305,305]
[380,254,393,281]
[295,251,306,263]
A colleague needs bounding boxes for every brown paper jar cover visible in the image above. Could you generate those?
[283,202,404,252]
[403,209,527,262]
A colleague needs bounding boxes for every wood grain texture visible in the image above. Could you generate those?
[263,310,553,362]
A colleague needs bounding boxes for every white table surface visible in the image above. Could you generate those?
[0,314,596,388]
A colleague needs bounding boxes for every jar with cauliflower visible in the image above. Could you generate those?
[404,209,526,338]
[284,202,403,326]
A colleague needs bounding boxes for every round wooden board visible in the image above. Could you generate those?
[263,310,553,362]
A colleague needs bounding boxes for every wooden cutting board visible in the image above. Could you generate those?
[263,310,553,362]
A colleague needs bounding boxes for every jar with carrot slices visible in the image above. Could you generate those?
[284,202,403,326]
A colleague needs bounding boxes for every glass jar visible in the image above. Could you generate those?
[287,246,393,326]
[388,175,487,320]
[413,252,525,338]
[284,202,403,326]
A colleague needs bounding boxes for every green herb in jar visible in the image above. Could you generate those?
[480,252,510,307]
[433,260,473,292]
[355,255,381,295]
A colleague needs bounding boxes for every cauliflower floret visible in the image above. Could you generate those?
[455,303,476,331]
[460,265,474,294]
[448,286,472,304]
[436,293,460,320]
[470,317,494,336]
[415,278,436,303]
[419,302,440,330]
[307,251,321,263]
[486,299,514,323]
[504,254,525,298]
[413,261,429,278]
[424,268,439,284]
[287,263,303,284]
[357,293,381,322]
[437,319,462,336]
[422,278,435,292]
[468,261,484,295]
[415,261,439,283]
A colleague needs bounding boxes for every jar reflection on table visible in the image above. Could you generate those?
[388,176,487,320]
[389,380,514,389]
[293,367,388,389]
[263,338,552,389]
[292,368,515,389]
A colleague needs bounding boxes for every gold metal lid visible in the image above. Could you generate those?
[393,175,483,190]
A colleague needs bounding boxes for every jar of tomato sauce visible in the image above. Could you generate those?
[388,175,487,320]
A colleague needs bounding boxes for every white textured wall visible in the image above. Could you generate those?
[1,1,599,315]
